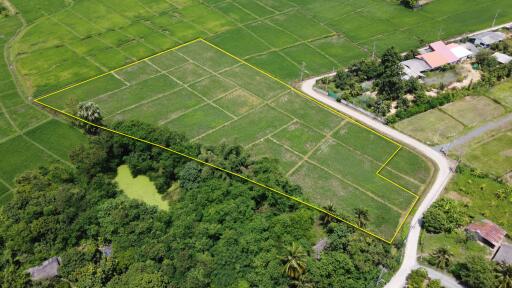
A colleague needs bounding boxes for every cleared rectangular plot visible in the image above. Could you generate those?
[148,49,189,71]
[244,21,300,49]
[189,74,237,100]
[270,91,343,133]
[24,120,87,161]
[289,162,402,239]
[440,96,505,127]
[0,112,17,141]
[310,139,415,211]
[95,74,181,116]
[272,121,325,156]
[114,61,161,84]
[463,132,512,176]
[197,105,293,146]
[213,89,263,116]
[42,74,127,111]
[6,104,49,131]
[164,104,234,139]
[248,138,302,173]
[108,88,205,124]
[221,65,288,100]
[394,109,465,145]
[0,136,56,184]
[333,121,399,163]
[380,148,433,185]
[175,41,240,72]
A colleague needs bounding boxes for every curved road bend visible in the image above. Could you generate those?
[300,74,454,288]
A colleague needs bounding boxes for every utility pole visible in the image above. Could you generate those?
[300,61,306,81]
[492,9,501,27]
[437,27,443,40]
[371,42,376,60]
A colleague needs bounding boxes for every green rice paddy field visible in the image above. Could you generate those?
[39,40,433,240]
[1,0,511,239]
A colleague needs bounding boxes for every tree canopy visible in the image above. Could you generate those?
[0,120,402,287]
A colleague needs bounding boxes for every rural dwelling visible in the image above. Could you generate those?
[469,31,506,48]
[416,41,472,70]
[493,52,512,64]
[25,256,61,281]
[400,59,430,79]
[466,220,507,249]
[493,243,512,265]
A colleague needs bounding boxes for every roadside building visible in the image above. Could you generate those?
[493,52,512,64]
[403,41,473,78]
[400,59,430,79]
[493,243,512,265]
[461,42,480,55]
[26,256,61,281]
[469,31,506,48]
[466,220,506,249]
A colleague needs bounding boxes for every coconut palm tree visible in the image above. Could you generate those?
[354,208,369,228]
[77,101,103,134]
[281,242,307,280]
[430,247,453,270]
[496,263,512,288]
[319,203,337,227]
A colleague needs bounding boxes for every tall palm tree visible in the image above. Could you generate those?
[77,101,103,134]
[281,242,307,280]
[319,203,337,227]
[496,263,512,288]
[354,208,369,228]
[430,247,453,270]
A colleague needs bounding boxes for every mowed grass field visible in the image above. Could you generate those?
[39,40,433,240]
[394,96,507,145]
[10,0,512,98]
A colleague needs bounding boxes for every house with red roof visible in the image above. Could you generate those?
[401,40,473,79]
[416,41,472,70]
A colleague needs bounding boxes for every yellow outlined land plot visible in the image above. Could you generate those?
[34,38,426,243]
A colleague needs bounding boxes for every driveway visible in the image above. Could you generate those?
[299,75,453,288]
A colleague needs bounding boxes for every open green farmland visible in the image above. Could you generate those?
[462,130,512,177]
[394,109,465,145]
[395,96,508,145]
[0,15,87,202]
[9,0,512,98]
[38,40,434,240]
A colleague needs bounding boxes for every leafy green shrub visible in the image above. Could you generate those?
[422,199,469,234]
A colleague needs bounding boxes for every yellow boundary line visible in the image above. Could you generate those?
[34,38,419,244]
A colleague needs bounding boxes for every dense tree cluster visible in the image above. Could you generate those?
[422,198,469,234]
[0,120,400,287]
[324,47,415,117]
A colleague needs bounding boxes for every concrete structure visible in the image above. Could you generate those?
[466,220,506,248]
[493,243,512,265]
[493,52,512,64]
[26,256,61,281]
[469,31,506,47]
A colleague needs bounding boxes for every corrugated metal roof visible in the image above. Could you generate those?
[467,220,506,247]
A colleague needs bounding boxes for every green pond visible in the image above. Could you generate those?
[114,165,168,211]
